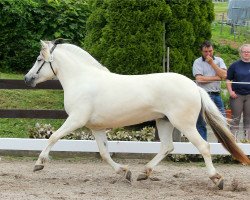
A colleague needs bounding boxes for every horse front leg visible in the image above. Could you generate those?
[93,131,132,182]
[137,119,174,181]
[33,115,86,172]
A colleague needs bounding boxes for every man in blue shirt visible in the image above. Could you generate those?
[193,41,227,140]
[226,44,250,140]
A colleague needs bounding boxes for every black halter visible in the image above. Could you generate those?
[36,43,58,76]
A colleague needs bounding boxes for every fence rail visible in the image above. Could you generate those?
[0,79,67,119]
[0,79,249,155]
[0,79,62,89]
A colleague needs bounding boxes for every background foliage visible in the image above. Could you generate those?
[165,0,214,77]
[84,0,171,75]
[0,0,90,72]
[84,0,214,77]
[0,0,214,78]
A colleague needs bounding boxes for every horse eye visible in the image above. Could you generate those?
[37,58,42,62]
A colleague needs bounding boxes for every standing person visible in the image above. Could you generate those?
[226,44,250,140]
[193,41,227,140]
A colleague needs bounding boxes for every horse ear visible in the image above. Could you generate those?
[40,40,48,49]
[40,40,50,61]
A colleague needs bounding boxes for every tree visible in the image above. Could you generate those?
[0,0,90,72]
[84,0,214,78]
[84,0,171,75]
[165,0,214,77]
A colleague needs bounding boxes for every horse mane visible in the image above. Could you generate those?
[60,43,109,72]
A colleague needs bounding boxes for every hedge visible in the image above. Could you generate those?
[84,0,214,78]
[0,0,214,78]
[0,0,90,72]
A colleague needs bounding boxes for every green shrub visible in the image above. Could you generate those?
[213,43,239,66]
[28,123,156,141]
[84,0,171,75]
[84,0,214,78]
[0,0,90,72]
[1,0,215,78]
[165,0,214,78]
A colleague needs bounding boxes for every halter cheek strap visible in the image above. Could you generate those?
[36,44,57,76]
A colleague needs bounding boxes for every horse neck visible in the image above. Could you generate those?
[54,50,104,90]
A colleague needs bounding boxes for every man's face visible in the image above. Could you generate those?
[201,46,214,58]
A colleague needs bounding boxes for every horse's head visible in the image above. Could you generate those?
[24,40,57,87]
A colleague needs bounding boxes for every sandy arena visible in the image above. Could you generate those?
[0,154,249,200]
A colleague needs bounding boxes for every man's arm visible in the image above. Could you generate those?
[206,56,227,79]
[195,74,221,84]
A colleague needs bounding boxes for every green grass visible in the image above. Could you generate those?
[0,90,64,109]
[0,119,64,138]
[212,1,250,49]
[212,21,250,50]
[0,72,24,79]
[213,2,228,20]
[0,72,65,138]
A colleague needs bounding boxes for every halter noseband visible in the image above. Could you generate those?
[36,43,58,76]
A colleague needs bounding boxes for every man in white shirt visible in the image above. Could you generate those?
[193,41,227,140]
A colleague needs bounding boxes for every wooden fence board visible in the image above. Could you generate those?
[0,109,68,119]
[0,79,62,89]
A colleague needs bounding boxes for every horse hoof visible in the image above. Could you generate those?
[217,179,224,190]
[210,173,224,190]
[137,173,148,181]
[33,165,44,172]
[125,170,132,182]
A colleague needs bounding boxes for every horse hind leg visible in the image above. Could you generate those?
[137,118,174,181]
[93,131,132,182]
[177,125,224,189]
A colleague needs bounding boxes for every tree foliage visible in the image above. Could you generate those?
[165,0,214,77]
[0,0,90,72]
[84,0,171,75]
[85,0,214,77]
[0,0,214,78]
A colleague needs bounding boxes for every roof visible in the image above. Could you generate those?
[227,0,250,25]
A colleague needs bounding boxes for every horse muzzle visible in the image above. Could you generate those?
[24,75,37,87]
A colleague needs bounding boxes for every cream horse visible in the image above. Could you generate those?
[25,40,250,189]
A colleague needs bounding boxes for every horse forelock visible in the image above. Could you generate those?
[58,43,109,72]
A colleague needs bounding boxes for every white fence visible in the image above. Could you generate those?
[0,138,249,155]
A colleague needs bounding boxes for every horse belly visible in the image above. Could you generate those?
[86,108,163,130]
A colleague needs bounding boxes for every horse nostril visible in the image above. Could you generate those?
[24,76,30,84]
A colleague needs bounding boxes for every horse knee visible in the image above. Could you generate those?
[48,133,59,144]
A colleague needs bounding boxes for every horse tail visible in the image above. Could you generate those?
[198,87,250,165]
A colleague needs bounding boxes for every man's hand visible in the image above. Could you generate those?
[205,56,227,80]
[205,56,214,65]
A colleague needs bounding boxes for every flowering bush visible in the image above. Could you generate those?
[28,123,155,141]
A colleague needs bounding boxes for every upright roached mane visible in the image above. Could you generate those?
[25,40,250,190]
